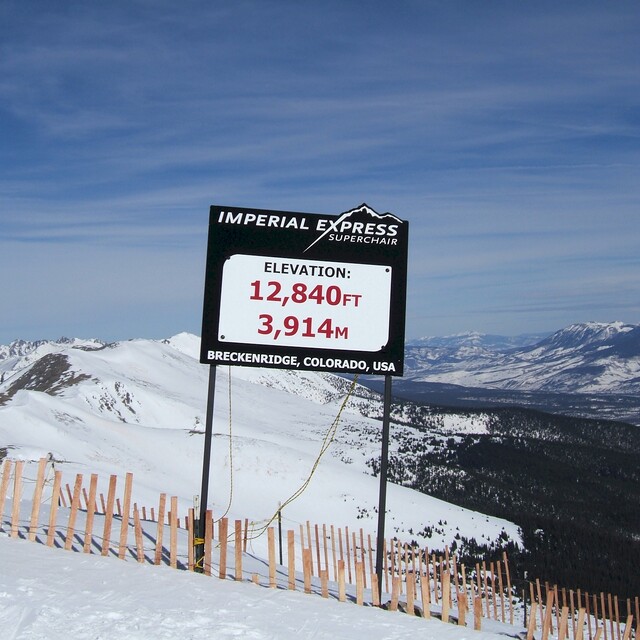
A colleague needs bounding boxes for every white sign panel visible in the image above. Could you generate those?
[218,254,392,351]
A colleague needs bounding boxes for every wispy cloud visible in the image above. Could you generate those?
[1,0,639,341]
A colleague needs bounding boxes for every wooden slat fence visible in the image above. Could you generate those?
[1,458,637,639]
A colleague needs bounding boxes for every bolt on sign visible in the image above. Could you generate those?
[200,203,408,376]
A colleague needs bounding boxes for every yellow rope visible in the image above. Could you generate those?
[201,372,359,549]
[213,366,234,524]
[244,374,359,543]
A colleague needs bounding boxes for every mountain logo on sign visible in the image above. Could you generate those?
[303,203,403,253]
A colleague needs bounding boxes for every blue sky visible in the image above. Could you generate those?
[1,0,639,344]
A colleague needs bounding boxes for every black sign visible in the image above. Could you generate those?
[200,204,408,375]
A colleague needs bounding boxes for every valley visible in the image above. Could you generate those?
[359,377,640,426]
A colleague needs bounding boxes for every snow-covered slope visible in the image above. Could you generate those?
[0,534,513,640]
[0,334,519,556]
[405,322,640,395]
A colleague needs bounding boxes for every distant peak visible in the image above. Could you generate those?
[545,321,634,348]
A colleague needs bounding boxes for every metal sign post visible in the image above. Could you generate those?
[375,374,392,600]
[195,364,217,572]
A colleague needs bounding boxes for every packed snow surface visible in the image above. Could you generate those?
[0,534,515,640]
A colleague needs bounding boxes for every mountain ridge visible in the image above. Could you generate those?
[2,328,640,597]
[404,321,640,397]
[0,332,520,560]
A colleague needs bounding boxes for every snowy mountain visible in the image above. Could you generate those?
[404,322,640,395]
[0,333,519,558]
[407,331,551,351]
[3,331,640,602]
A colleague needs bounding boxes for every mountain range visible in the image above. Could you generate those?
[0,332,519,561]
[405,321,640,393]
[2,323,640,598]
[374,321,640,426]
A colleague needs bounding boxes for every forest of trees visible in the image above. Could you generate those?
[371,405,640,602]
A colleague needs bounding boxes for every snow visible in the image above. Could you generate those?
[0,336,520,557]
[0,533,516,640]
[0,334,526,638]
[439,413,491,435]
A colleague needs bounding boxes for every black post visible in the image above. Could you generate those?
[278,504,283,565]
[375,374,392,601]
[196,364,217,572]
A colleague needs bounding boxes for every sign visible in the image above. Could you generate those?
[200,203,408,375]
